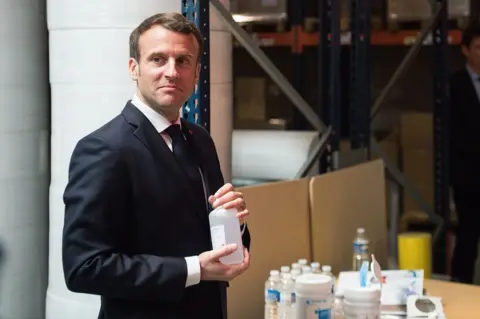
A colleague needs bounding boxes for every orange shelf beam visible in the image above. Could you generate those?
[244,29,463,47]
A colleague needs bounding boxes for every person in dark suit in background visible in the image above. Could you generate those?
[449,24,480,284]
[62,12,251,319]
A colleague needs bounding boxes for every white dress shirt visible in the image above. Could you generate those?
[131,94,201,288]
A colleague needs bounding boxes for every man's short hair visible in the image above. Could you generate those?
[461,24,480,48]
[129,12,204,62]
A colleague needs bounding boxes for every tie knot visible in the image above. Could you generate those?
[165,124,183,141]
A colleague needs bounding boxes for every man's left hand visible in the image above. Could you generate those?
[209,183,249,225]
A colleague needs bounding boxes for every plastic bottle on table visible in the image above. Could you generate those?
[278,273,295,319]
[295,273,333,319]
[265,270,281,319]
[321,265,335,294]
[208,207,244,264]
[352,227,370,271]
[291,263,302,272]
[298,258,308,266]
[290,268,301,281]
[311,262,321,273]
[280,265,290,276]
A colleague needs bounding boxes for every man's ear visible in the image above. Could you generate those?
[195,63,201,82]
[128,58,139,81]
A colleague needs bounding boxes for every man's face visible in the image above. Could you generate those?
[129,25,200,120]
[462,36,480,71]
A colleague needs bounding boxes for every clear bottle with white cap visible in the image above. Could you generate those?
[280,265,290,276]
[265,270,281,319]
[311,261,321,273]
[278,273,295,319]
[291,262,301,272]
[298,258,308,266]
[352,227,370,271]
[321,265,335,294]
[290,268,301,281]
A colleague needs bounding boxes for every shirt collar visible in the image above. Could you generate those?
[466,63,480,82]
[131,94,181,133]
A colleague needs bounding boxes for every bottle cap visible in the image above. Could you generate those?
[357,227,365,234]
[322,265,332,272]
[281,266,290,273]
[311,262,320,269]
[270,270,280,277]
[298,258,308,265]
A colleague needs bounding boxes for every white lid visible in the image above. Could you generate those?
[281,266,290,273]
[344,286,381,302]
[270,270,280,277]
[210,206,236,217]
[311,262,320,268]
[322,265,331,272]
[298,258,308,265]
[357,227,365,234]
[295,274,332,295]
[292,263,301,269]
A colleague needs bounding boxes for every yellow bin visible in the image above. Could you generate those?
[398,232,432,278]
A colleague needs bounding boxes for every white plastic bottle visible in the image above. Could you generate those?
[290,268,301,281]
[209,206,244,265]
[311,262,321,273]
[295,274,333,319]
[291,263,302,272]
[352,227,370,271]
[265,270,281,319]
[321,265,335,294]
[278,273,295,319]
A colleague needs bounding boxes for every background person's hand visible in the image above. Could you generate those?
[199,244,250,281]
[209,183,249,224]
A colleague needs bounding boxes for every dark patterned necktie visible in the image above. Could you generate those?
[164,124,205,205]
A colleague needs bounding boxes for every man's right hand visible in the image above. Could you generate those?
[199,244,250,281]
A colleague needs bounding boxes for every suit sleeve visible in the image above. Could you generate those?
[62,135,187,302]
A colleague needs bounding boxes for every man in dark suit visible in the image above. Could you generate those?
[449,24,480,284]
[62,12,251,318]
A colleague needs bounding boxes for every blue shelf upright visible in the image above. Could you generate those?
[182,0,211,131]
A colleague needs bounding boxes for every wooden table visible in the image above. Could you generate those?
[424,279,480,318]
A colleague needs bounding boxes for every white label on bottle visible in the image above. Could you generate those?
[210,225,226,249]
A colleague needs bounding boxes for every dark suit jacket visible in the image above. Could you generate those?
[62,101,251,319]
[449,67,480,187]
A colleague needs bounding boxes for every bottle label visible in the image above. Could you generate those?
[265,289,280,302]
[210,225,226,249]
[305,300,331,319]
[353,242,368,254]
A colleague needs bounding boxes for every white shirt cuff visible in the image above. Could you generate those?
[240,222,247,235]
[184,256,201,287]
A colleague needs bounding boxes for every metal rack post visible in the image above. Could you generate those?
[432,0,450,274]
[319,0,341,171]
[182,0,211,131]
[349,0,371,150]
[291,0,307,130]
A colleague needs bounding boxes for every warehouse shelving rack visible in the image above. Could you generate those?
[183,0,452,273]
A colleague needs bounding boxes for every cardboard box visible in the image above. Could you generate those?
[228,160,388,319]
[234,77,267,121]
[400,112,433,149]
[402,148,434,211]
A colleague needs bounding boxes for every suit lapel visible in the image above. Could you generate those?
[461,68,480,108]
[181,119,215,210]
[121,102,209,227]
